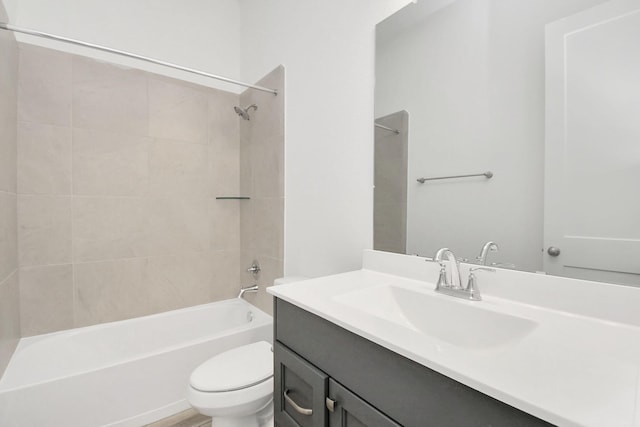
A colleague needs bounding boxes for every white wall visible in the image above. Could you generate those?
[1,0,17,21]
[376,0,607,272]
[239,0,410,278]
[6,0,242,92]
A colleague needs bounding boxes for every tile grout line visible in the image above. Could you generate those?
[18,248,218,270]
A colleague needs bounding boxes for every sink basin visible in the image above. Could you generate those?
[334,284,537,349]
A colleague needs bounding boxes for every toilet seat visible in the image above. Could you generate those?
[187,341,274,419]
[188,376,274,417]
[190,341,273,392]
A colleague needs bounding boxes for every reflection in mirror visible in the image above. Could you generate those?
[374,111,409,254]
[374,0,640,287]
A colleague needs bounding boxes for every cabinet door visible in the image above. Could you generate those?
[274,342,328,427]
[328,379,400,427]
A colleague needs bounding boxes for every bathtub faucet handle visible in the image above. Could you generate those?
[238,285,259,299]
[247,261,261,277]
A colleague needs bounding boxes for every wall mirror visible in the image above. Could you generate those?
[374,0,640,287]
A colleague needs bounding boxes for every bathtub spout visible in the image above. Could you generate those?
[238,285,259,299]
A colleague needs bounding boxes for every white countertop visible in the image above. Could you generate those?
[268,251,640,427]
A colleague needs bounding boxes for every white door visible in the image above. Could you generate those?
[544,0,640,286]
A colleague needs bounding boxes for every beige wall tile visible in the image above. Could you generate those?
[73,128,150,196]
[373,200,407,254]
[239,141,253,197]
[248,198,284,259]
[209,89,239,145]
[210,199,240,251]
[146,197,209,257]
[0,272,20,377]
[0,192,17,280]
[18,195,71,267]
[210,250,241,302]
[210,140,240,197]
[239,197,253,254]
[73,197,147,262]
[0,110,17,193]
[18,45,72,126]
[148,139,208,197]
[74,258,150,327]
[0,20,19,377]
[149,78,208,144]
[251,133,284,198]
[0,32,18,193]
[19,264,73,336]
[11,44,281,330]
[73,56,148,135]
[147,252,212,313]
[18,122,71,195]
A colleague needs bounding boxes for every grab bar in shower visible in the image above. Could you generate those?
[417,171,493,183]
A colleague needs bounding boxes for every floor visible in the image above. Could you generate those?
[145,409,212,427]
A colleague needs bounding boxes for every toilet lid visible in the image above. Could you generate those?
[190,341,273,392]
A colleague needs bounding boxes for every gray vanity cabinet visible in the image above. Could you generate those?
[274,342,399,427]
[274,341,327,427]
[328,379,400,427]
[274,298,555,427]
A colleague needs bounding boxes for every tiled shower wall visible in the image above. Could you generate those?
[239,66,285,314]
[0,3,20,376]
[374,111,408,254]
[16,44,245,335]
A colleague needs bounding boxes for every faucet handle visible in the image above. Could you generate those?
[426,257,449,289]
[465,267,495,299]
[436,262,448,289]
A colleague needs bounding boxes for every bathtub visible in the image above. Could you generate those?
[0,298,272,427]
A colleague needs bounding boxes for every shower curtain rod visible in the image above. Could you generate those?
[0,22,278,95]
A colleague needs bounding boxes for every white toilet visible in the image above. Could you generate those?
[187,341,274,427]
[187,277,308,427]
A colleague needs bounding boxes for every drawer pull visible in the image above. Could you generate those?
[326,397,336,412]
[284,389,313,416]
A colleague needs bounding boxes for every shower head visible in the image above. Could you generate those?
[234,104,258,120]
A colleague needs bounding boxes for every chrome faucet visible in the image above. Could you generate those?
[238,285,259,299]
[431,248,489,301]
[433,248,463,290]
[476,241,499,265]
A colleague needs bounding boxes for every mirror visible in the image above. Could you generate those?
[374,0,640,287]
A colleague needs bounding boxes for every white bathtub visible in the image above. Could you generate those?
[0,298,272,427]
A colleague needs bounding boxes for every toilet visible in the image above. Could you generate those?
[187,277,308,427]
[187,340,274,427]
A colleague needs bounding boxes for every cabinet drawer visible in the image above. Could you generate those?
[274,342,328,427]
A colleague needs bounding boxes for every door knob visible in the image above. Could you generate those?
[547,247,561,257]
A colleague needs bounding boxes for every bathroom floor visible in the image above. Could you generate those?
[145,409,212,427]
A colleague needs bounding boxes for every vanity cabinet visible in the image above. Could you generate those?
[274,342,327,427]
[274,298,554,427]
[274,341,398,427]
[328,379,400,427]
